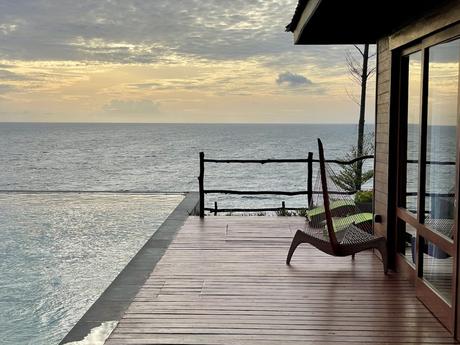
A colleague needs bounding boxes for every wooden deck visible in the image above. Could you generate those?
[105,216,458,345]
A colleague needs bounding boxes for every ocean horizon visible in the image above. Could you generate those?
[0,122,374,190]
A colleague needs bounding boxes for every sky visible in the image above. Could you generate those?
[0,0,376,123]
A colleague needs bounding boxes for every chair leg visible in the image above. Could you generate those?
[286,230,305,265]
[377,241,388,274]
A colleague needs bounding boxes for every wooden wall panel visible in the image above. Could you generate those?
[374,37,392,239]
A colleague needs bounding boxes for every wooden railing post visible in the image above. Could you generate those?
[214,201,218,216]
[199,152,205,218]
[307,152,313,209]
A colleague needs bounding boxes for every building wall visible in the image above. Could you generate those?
[373,0,460,248]
[370,0,460,336]
[374,37,391,240]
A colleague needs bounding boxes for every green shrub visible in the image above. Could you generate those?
[355,190,373,203]
[277,209,293,216]
[330,134,374,192]
[295,208,309,217]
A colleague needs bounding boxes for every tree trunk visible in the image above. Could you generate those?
[356,43,369,191]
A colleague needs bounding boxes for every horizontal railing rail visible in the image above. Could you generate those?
[204,189,355,196]
[405,192,455,197]
[407,159,455,165]
[204,201,308,215]
[204,207,307,214]
[198,151,374,217]
[203,155,374,165]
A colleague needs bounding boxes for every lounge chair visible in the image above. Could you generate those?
[286,139,388,274]
[307,199,357,227]
[325,212,373,237]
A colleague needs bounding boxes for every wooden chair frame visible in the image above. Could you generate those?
[286,139,388,273]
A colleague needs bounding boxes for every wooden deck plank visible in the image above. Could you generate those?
[105,216,458,345]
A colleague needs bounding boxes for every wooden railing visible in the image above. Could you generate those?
[198,152,374,218]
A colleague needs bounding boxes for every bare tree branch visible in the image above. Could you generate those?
[367,66,376,78]
[346,51,363,85]
[353,44,364,56]
[346,88,361,106]
[342,44,376,190]
[346,45,376,86]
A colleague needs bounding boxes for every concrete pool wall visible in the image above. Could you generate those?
[60,192,199,344]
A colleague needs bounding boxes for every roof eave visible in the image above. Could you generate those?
[291,0,323,44]
[287,0,453,45]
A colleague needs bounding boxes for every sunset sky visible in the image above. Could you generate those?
[0,0,376,123]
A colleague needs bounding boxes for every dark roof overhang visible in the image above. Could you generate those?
[286,0,451,45]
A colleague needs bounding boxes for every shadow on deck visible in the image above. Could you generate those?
[106,216,457,344]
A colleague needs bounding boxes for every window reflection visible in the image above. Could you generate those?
[397,219,416,267]
[406,52,422,214]
[423,239,452,303]
[424,39,459,239]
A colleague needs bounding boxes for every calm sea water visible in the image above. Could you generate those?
[0,123,374,345]
[0,123,375,209]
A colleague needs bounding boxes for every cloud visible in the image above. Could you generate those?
[0,84,16,93]
[128,82,169,90]
[0,69,28,80]
[0,23,18,35]
[276,71,312,88]
[103,99,160,115]
[68,37,171,64]
[0,1,377,124]
[0,0,298,62]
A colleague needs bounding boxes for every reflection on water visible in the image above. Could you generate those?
[0,193,183,345]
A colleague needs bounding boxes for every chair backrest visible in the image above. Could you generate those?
[317,138,340,253]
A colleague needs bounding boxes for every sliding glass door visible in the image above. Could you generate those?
[396,31,460,331]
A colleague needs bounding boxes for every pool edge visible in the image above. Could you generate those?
[59,192,199,344]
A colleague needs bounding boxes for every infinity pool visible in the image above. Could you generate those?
[0,193,184,345]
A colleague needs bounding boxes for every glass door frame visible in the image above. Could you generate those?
[394,24,460,333]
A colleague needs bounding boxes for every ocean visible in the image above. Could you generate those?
[0,123,374,344]
[0,123,375,208]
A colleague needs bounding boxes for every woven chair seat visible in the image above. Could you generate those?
[340,224,377,246]
[286,138,388,273]
[302,223,377,246]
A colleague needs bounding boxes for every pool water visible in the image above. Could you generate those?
[0,193,184,345]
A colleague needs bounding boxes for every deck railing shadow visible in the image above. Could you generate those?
[198,151,374,217]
